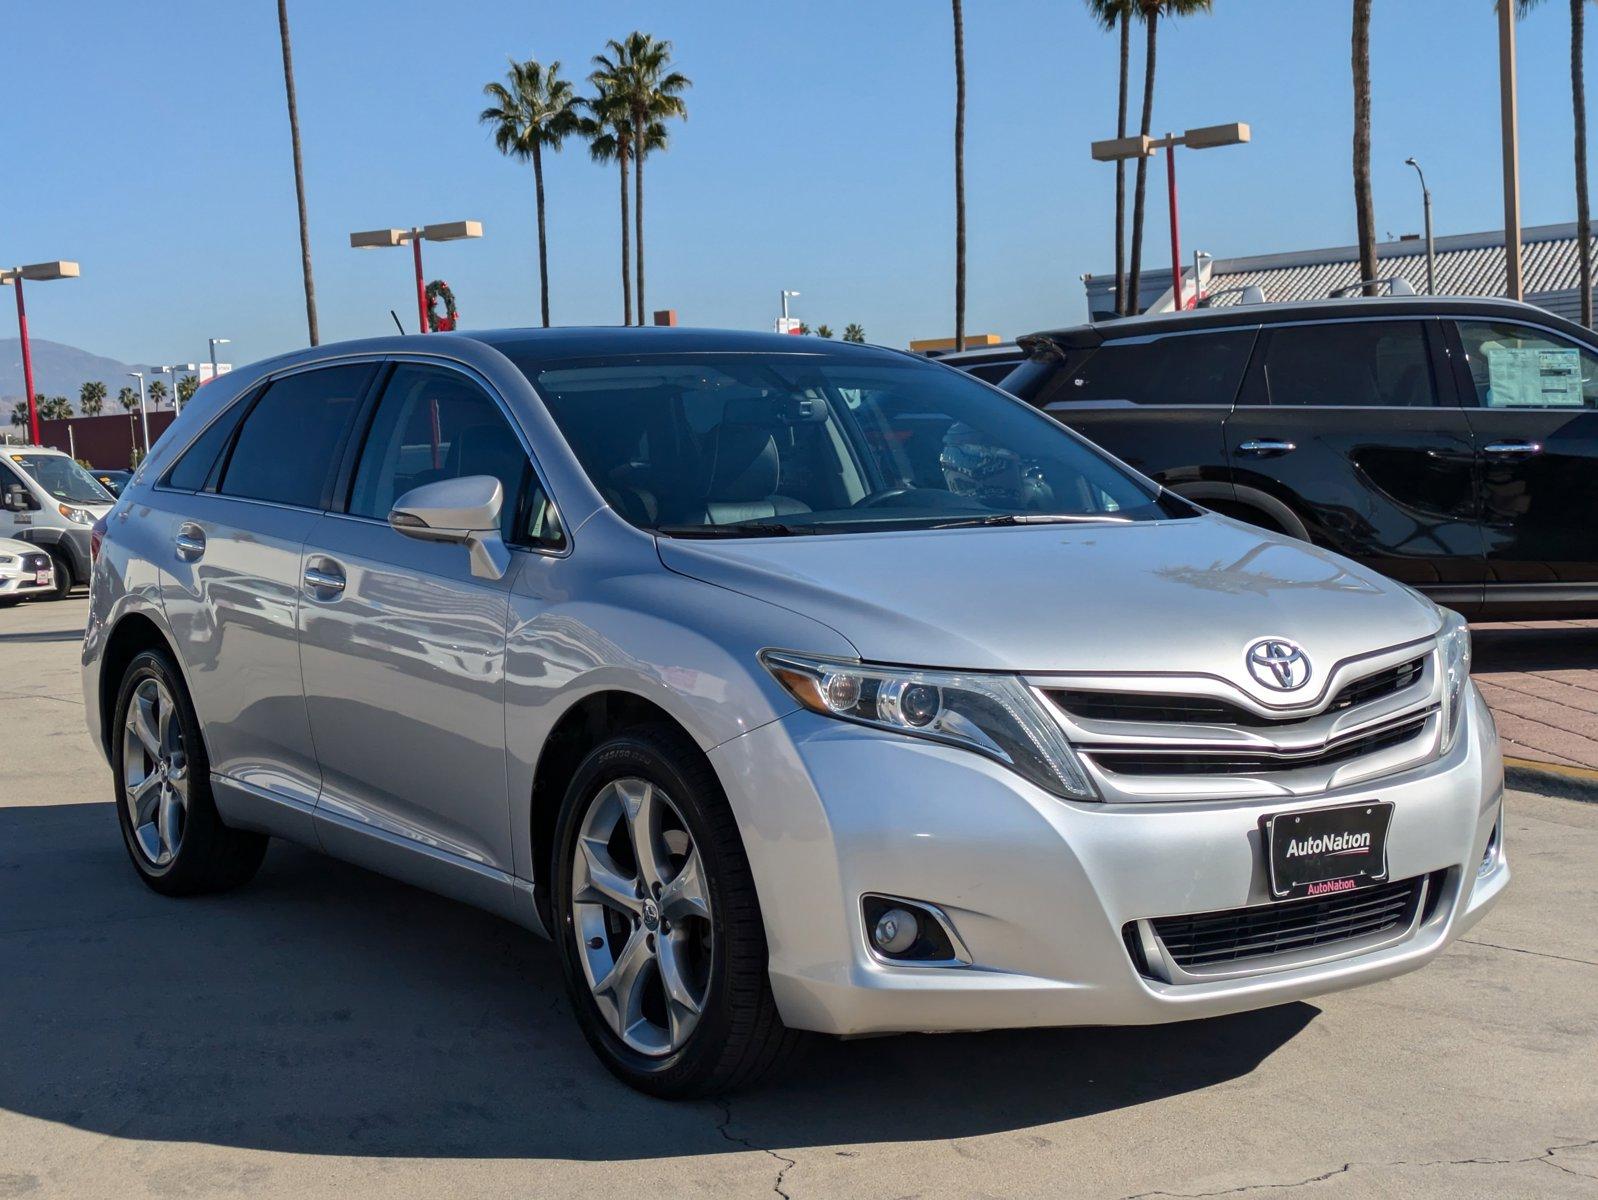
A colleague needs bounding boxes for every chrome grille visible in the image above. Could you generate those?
[1135,875,1426,973]
[1034,640,1443,802]
[1048,656,1425,728]
[1088,712,1429,776]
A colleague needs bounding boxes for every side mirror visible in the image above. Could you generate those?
[388,474,510,581]
[3,483,36,513]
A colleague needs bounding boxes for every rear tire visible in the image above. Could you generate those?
[552,724,803,1097]
[110,648,267,895]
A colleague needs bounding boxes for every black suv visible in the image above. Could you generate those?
[998,296,1598,620]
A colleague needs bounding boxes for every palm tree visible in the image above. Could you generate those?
[816,324,835,339]
[8,402,24,428]
[1087,1,1136,314]
[843,323,866,343]
[147,380,169,410]
[1126,0,1213,314]
[952,0,967,351]
[1352,0,1378,295]
[178,375,199,406]
[481,57,582,327]
[1512,1,1591,325]
[117,386,139,413]
[277,0,319,345]
[584,76,634,324]
[38,396,72,421]
[79,381,106,417]
[595,33,690,325]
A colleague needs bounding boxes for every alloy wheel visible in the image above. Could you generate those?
[570,776,714,1056]
[122,677,189,867]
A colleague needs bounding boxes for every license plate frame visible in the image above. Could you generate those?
[1262,801,1394,901]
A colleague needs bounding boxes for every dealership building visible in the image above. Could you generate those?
[1086,221,1598,323]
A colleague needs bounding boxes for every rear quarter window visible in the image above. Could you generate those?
[1032,329,1257,410]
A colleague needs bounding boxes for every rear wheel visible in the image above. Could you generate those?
[111,649,266,895]
[552,725,802,1097]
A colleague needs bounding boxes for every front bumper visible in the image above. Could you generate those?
[710,685,1507,1037]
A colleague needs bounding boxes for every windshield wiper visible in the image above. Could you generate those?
[926,513,1134,529]
[654,521,811,538]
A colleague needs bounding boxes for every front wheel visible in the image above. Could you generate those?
[44,548,73,600]
[552,725,802,1097]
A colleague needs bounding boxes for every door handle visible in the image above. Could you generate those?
[1483,441,1543,457]
[1237,439,1297,456]
[303,562,346,595]
[174,523,206,561]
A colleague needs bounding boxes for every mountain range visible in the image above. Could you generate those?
[1,338,144,410]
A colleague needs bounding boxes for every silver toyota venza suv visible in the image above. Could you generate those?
[83,328,1508,1096]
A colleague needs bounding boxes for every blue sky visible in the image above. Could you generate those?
[2,0,1592,375]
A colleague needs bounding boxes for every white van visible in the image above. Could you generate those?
[0,445,117,599]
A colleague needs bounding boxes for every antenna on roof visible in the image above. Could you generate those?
[390,309,407,335]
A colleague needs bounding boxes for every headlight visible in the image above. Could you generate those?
[1438,609,1472,753]
[762,651,1097,800]
[58,504,93,525]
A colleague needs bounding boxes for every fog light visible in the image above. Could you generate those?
[872,908,919,954]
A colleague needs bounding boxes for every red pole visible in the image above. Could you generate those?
[1165,135,1184,311]
[411,233,428,333]
[14,275,40,444]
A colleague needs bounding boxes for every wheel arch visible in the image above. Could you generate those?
[528,688,707,932]
[1179,482,1310,541]
[98,611,185,759]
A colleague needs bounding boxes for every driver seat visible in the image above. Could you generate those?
[696,426,811,525]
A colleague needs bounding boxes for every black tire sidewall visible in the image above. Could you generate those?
[110,649,218,890]
[46,548,73,600]
[552,730,747,1093]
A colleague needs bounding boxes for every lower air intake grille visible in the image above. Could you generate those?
[1143,875,1426,970]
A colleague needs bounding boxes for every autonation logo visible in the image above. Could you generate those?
[1284,831,1372,858]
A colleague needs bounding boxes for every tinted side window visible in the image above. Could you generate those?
[1262,321,1436,407]
[1456,321,1598,409]
[1050,331,1255,407]
[219,366,372,507]
[349,364,534,542]
[162,395,250,492]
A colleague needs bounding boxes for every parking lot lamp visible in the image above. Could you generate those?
[127,372,150,455]
[157,364,198,415]
[0,260,80,445]
[1092,123,1249,312]
[350,222,483,333]
[1404,158,1436,296]
[208,337,230,380]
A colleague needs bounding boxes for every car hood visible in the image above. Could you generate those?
[657,516,1442,684]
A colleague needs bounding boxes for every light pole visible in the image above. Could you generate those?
[157,364,198,414]
[350,222,483,333]
[0,260,80,445]
[208,337,230,381]
[781,290,800,321]
[1092,123,1250,313]
[1498,0,1524,300]
[128,372,150,456]
[1404,157,1437,296]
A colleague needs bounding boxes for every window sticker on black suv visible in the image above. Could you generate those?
[1458,321,1598,409]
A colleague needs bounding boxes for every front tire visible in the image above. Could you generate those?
[552,724,802,1097]
[110,648,267,895]
[44,548,73,600]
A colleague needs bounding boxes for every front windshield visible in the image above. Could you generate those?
[10,453,115,506]
[515,352,1189,536]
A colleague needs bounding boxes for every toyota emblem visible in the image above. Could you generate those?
[1246,639,1312,691]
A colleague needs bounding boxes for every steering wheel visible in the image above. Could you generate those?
[853,487,919,508]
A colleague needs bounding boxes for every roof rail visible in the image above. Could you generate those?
[1328,277,1417,299]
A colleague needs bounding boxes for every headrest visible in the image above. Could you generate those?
[705,426,780,501]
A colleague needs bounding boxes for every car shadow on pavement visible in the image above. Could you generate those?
[0,801,1316,1161]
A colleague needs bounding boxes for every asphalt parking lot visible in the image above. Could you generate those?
[2,596,1595,1199]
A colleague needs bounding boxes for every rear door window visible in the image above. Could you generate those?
[162,395,252,492]
[1456,320,1598,409]
[218,364,374,508]
[1047,330,1256,408]
[1261,321,1437,407]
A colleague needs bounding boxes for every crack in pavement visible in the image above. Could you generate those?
[715,1096,797,1199]
[1122,1137,1598,1198]
[1461,936,1598,969]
